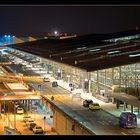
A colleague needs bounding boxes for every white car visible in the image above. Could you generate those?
[32,126,44,134]
[16,107,24,114]
[43,77,50,82]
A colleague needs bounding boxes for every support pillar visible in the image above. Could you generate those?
[138,108,140,118]
[131,105,133,113]
[0,103,1,115]
[87,72,91,93]
[123,102,126,111]
[112,68,115,103]
[25,100,27,109]
[27,100,31,111]
[97,70,99,94]
[30,100,32,112]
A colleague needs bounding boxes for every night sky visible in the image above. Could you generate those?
[0,5,140,36]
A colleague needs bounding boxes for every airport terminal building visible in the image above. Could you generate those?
[6,28,140,114]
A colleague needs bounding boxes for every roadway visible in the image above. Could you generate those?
[26,80,140,135]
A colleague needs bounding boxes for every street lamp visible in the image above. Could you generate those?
[14,101,16,129]
[43,116,46,133]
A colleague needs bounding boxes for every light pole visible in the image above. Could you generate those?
[4,100,6,124]
[43,116,46,133]
[8,103,10,128]
[14,101,16,129]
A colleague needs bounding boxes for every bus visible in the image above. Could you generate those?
[119,112,137,128]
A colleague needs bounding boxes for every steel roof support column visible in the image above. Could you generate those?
[112,68,115,103]
[123,102,126,111]
[131,105,133,113]
[97,70,99,95]
[138,108,140,118]
[87,72,91,93]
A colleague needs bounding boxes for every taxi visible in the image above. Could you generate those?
[89,103,100,110]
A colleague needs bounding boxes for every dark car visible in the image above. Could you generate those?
[27,122,37,130]
[52,81,58,87]
[83,99,93,107]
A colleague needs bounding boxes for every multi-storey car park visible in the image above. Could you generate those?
[2,28,140,135]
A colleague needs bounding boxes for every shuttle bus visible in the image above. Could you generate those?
[119,112,137,128]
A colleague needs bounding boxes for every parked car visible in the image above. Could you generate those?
[23,116,31,123]
[89,103,100,110]
[83,99,93,107]
[26,118,34,126]
[32,126,44,134]
[16,107,24,114]
[52,81,58,87]
[27,122,37,130]
[43,77,50,82]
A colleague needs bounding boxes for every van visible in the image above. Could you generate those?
[17,107,24,114]
[119,112,137,128]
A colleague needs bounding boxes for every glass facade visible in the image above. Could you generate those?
[90,63,140,99]
[103,34,140,42]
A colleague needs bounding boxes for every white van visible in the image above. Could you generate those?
[17,107,24,114]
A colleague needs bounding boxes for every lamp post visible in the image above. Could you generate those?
[8,103,10,128]
[14,101,16,129]
[43,116,46,133]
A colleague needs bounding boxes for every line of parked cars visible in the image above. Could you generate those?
[83,99,101,110]
[23,115,44,134]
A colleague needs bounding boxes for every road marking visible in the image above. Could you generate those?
[121,132,127,135]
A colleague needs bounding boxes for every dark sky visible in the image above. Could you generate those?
[0,5,140,36]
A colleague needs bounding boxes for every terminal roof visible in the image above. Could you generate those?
[8,29,140,72]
